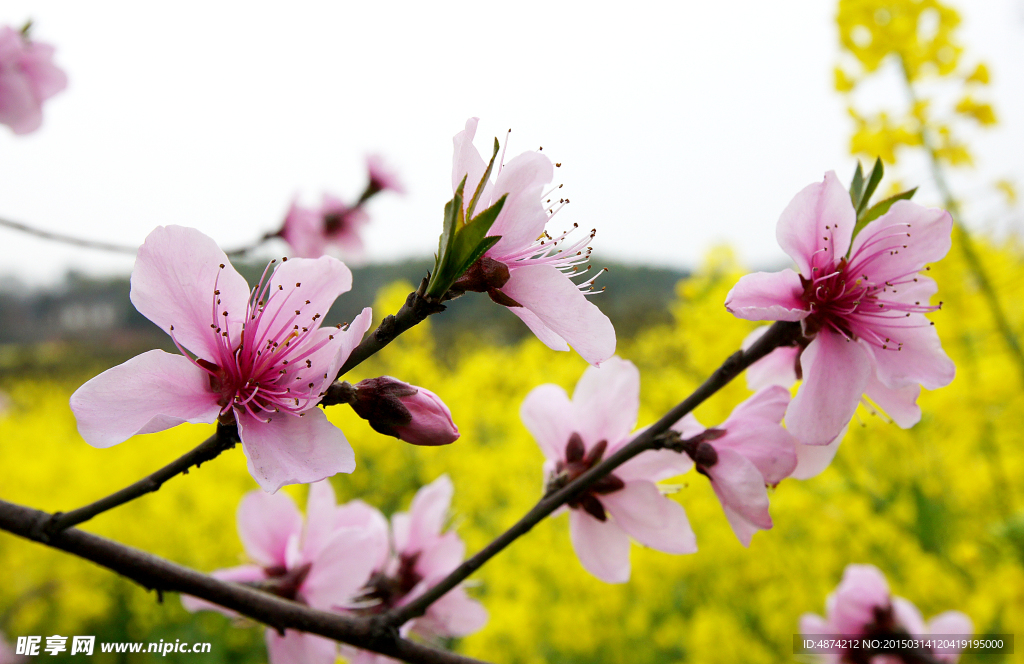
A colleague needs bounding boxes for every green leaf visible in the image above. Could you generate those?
[450,194,508,276]
[465,138,500,221]
[857,157,884,216]
[849,161,865,210]
[851,187,917,240]
[426,177,466,297]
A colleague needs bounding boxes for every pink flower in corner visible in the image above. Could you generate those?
[450,117,616,366]
[672,386,798,546]
[340,475,488,664]
[521,357,696,583]
[280,195,370,260]
[725,171,955,447]
[801,564,973,663]
[0,25,67,135]
[183,481,387,664]
[69,225,373,492]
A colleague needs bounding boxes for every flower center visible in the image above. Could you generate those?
[170,260,342,424]
[352,552,423,613]
[797,222,942,352]
[547,432,625,521]
[247,563,313,603]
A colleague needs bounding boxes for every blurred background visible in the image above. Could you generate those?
[1,0,1022,662]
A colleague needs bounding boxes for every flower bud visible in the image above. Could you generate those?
[352,377,459,446]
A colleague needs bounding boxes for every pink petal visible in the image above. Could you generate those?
[847,201,953,285]
[280,201,325,259]
[261,255,353,341]
[792,427,845,480]
[19,41,66,100]
[571,357,639,453]
[712,422,797,485]
[867,320,955,391]
[706,449,772,546]
[238,408,355,493]
[0,68,41,134]
[724,270,808,322]
[180,565,266,616]
[501,263,616,366]
[786,332,872,446]
[69,350,220,448]
[300,480,337,561]
[420,585,488,638]
[864,373,921,428]
[892,596,927,636]
[616,448,694,483]
[401,475,453,554]
[671,413,706,439]
[568,509,632,583]
[265,630,337,664]
[237,490,302,568]
[508,306,570,351]
[726,385,791,425]
[743,326,800,389]
[602,481,697,554]
[302,307,374,398]
[926,610,972,637]
[485,150,553,257]
[776,171,855,275]
[333,500,391,572]
[829,564,891,634]
[130,226,251,360]
[415,530,465,579]
[452,117,486,196]
[301,526,385,610]
[799,612,832,636]
[520,383,576,461]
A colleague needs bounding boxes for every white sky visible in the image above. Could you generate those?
[1,1,1022,286]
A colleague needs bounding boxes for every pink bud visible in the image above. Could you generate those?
[392,385,459,446]
[352,376,459,446]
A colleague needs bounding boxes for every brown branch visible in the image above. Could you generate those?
[333,278,447,381]
[41,425,240,536]
[0,500,488,664]
[386,320,803,627]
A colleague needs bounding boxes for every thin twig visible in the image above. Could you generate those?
[41,425,240,536]
[0,217,139,254]
[0,500,487,664]
[333,278,447,380]
[386,320,803,627]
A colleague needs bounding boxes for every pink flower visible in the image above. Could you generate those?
[183,481,388,664]
[742,325,846,480]
[280,195,370,260]
[0,25,67,135]
[0,632,25,664]
[69,225,373,492]
[521,356,696,583]
[672,386,798,546]
[350,377,459,446]
[450,117,616,366]
[800,564,973,664]
[340,475,488,664]
[366,154,405,196]
[725,172,955,447]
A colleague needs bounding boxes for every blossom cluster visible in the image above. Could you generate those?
[55,114,965,662]
[183,477,486,664]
